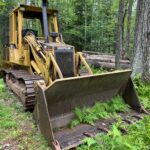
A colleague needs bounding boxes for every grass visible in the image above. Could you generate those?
[0,72,149,150]
[134,75,150,110]
[77,115,150,150]
[76,75,150,150]
[0,79,50,150]
[0,67,108,149]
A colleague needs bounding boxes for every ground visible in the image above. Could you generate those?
[0,75,150,150]
[0,79,50,150]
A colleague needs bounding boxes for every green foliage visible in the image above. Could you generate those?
[107,96,130,113]
[0,0,136,63]
[134,75,150,110]
[77,137,98,150]
[0,103,18,129]
[70,96,130,127]
[77,115,150,150]
[92,67,108,74]
[0,79,50,149]
[77,76,150,150]
[48,0,119,52]
[0,80,5,92]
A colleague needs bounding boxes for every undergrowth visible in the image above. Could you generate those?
[134,75,150,110]
[92,66,108,74]
[76,74,150,150]
[70,96,130,128]
[0,79,50,150]
[0,72,149,150]
[77,115,150,150]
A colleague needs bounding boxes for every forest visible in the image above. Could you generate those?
[0,0,149,82]
[0,0,150,149]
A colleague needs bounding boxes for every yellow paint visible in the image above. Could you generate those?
[18,10,23,50]
[31,61,42,75]
[6,4,93,87]
[53,15,58,32]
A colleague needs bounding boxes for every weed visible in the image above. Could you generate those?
[0,79,50,149]
[134,75,150,110]
[76,75,150,150]
[70,96,130,127]
[0,80,6,92]
[92,66,108,74]
[77,115,150,150]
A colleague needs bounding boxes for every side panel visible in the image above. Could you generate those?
[9,12,17,45]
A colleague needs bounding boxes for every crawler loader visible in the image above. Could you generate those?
[0,0,148,149]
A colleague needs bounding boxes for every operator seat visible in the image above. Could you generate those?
[22,29,38,37]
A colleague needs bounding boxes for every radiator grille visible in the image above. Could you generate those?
[55,48,74,77]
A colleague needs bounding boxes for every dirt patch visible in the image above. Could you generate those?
[0,139,19,150]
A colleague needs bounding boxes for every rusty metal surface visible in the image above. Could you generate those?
[122,78,141,112]
[33,83,55,149]
[44,70,142,127]
[3,69,42,110]
[33,70,143,149]
[54,111,144,149]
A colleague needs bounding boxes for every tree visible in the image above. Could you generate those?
[141,0,150,83]
[132,0,143,76]
[125,0,134,56]
[115,0,126,68]
[132,0,150,83]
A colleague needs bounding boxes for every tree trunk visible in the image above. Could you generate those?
[122,2,128,57]
[84,0,87,50]
[125,0,133,56]
[132,0,144,76]
[132,0,150,83]
[115,0,126,68]
[142,1,150,83]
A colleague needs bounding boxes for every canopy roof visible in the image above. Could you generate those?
[11,4,58,18]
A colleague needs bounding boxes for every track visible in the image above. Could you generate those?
[3,69,42,110]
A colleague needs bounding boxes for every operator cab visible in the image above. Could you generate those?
[9,4,75,78]
[9,4,59,48]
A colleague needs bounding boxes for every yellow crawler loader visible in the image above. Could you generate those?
[0,0,147,149]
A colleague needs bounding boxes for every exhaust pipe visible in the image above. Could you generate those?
[42,0,49,43]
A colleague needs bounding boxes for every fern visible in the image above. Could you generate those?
[74,107,84,122]
[134,75,150,110]
[78,116,150,150]
[107,96,130,113]
[70,119,80,128]
[76,77,150,150]
[92,66,108,74]
[70,95,130,127]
